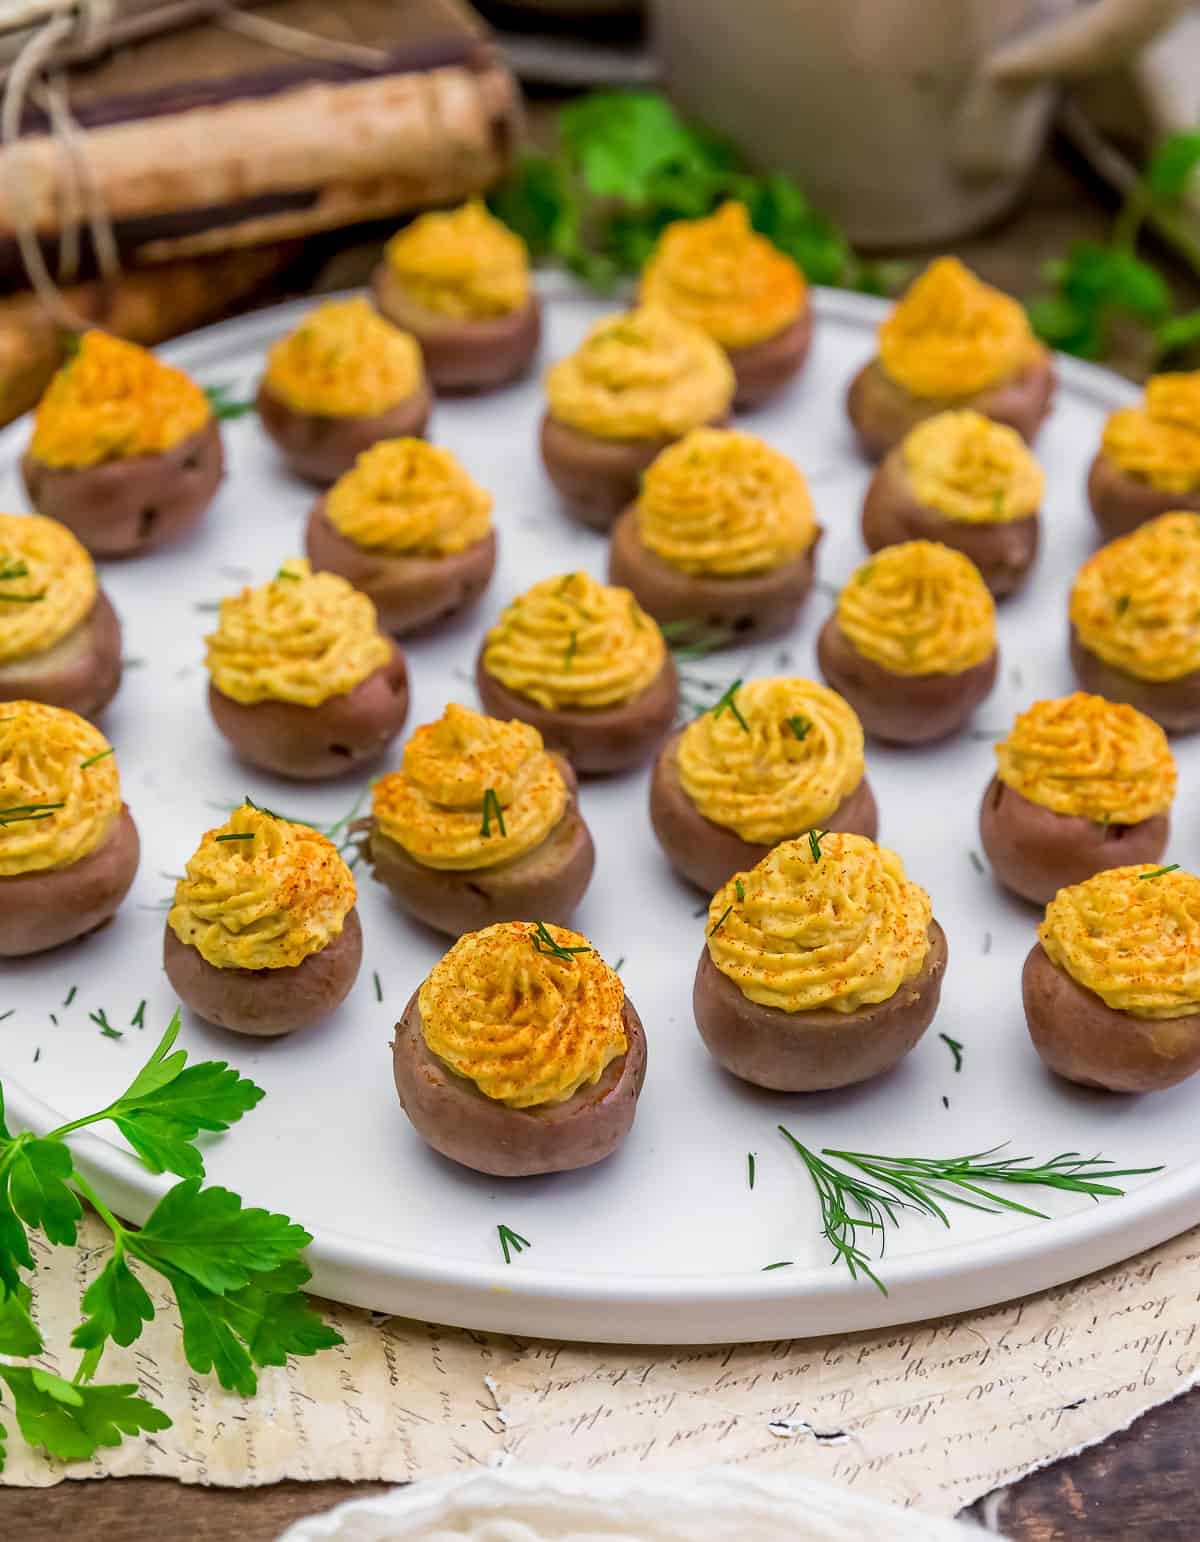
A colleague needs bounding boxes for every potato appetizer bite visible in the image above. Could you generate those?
[650,677,876,894]
[257,298,432,485]
[372,200,540,393]
[394,920,646,1175]
[0,513,121,719]
[0,702,139,957]
[693,833,946,1091]
[1023,865,1200,1092]
[1069,512,1200,733]
[1088,373,1200,540]
[980,694,1174,906]
[476,570,678,774]
[305,439,496,638]
[817,541,998,745]
[540,305,734,530]
[21,331,223,558]
[164,802,361,1036]
[846,258,1054,461]
[640,201,811,410]
[363,703,594,937]
[205,559,408,780]
[607,428,821,647]
[862,410,1042,597]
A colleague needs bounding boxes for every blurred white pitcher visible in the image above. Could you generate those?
[652,0,1189,246]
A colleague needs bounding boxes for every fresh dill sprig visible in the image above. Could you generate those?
[497,1223,531,1264]
[711,678,750,733]
[779,1126,1163,1296]
[530,920,590,963]
[939,1034,964,1073]
[481,787,507,839]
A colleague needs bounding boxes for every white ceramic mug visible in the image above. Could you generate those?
[652,0,1189,246]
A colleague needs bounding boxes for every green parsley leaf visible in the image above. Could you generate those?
[129,1181,312,1295]
[203,383,255,421]
[0,1367,170,1464]
[1145,132,1200,202]
[71,1254,155,1356]
[6,1138,81,1247]
[0,1183,34,1298]
[0,1283,42,1357]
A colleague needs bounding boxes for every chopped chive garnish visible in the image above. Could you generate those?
[131,999,146,1029]
[613,956,625,973]
[1139,864,1180,880]
[498,1223,530,1264]
[786,715,812,742]
[244,795,284,820]
[1116,594,1131,615]
[531,920,590,962]
[0,801,65,827]
[0,591,46,604]
[90,1009,122,1040]
[0,560,29,580]
[215,832,255,842]
[565,631,578,670]
[748,1152,756,1189]
[480,787,507,839]
[80,747,114,770]
[808,827,828,863]
[709,904,733,936]
[939,1033,964,1073]
[275,567,301,582]
[762,1261,793,1271]
[33,1047,40,1062]
[49,1013,57,1026]
[63,985,76,1007]
[735,879,744,903]
[969,849,985,874]
[373,971,383,1003]
[712,679,750,733]
[0,1009,13,1022]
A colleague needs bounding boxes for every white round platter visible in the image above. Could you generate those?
[0,281,1194,1346]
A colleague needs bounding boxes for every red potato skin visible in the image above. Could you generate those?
[0,588,122,720]
[979,774,1169,907]
[163,908,362,1037]
[607,504,819,646]
[861,448,1039,598]
[364,753,595,937]
[475,649,680,775]
[693,920,948,1092]
[305,499,496,638]
[1022,940,1200,1092]
[208,639,409,780]
[1069,624,1200,735]
[393,993,647,1176]
[372,266,541,393]
[21,419,223,559]
[0,805,139,958]
[817,615,998,745]
[727,302,813,411]
[1086,450,1200,543]
[845,352,1056,462]
[256,379,433,487]
[649,726,878,894]
[539,410,731,533]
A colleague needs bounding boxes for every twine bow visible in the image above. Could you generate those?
[0,0,391,330]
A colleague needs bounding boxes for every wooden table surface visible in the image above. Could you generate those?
[4,134,1199,1542]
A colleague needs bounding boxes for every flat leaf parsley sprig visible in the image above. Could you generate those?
[0,1012,342,1470]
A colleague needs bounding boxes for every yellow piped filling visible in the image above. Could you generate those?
[640,200,806,350]
[706,832,931,1015]
[206,558,391,707]
[0,513,97,663]
[263,298,424,418]
[878,257,1040,400]
[997,693,1175,825]
[636,428,818,576]
[544,304,734,441]
[168,803,356,971]
[901,410,1043,524]
[418,920,627,1107]
[324,439,492,557]
[1070,512,1200,683]
[837,540,996,676]
[678,678,865,845]
[1102,372,1200,493]
[383,200,530,321]
[373,704,567,871]
[482,570,666,710]
[1040,866,1200,1020]
[0,701,120,876]
[30,331,210,468]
